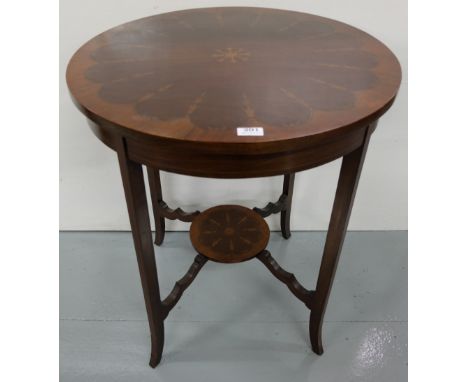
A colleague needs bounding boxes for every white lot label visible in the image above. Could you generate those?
[236,127,264,136]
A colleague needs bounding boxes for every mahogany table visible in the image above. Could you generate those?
[66,7,401,368]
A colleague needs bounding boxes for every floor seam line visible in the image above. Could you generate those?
[60,318,408,323]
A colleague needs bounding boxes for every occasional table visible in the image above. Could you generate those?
[66,7,401,367]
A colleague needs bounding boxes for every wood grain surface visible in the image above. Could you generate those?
[190,205,270,263]
[67,7,401,149]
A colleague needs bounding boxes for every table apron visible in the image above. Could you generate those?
[127,131,367,179]
[88,120,369,178]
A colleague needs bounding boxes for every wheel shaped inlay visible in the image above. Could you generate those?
[212,47,251,63]
[82,8,382,130]
[190,205,270,263]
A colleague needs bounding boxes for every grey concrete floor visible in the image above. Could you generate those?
[60,231,407,382]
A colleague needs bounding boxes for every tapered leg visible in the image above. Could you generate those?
[280,173,295,239]
[116,139,165,367]
[147,167,166,246]
[309,127,372,354]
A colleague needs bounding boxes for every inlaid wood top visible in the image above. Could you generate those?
[66,7,401,148]
[190,205,269,263]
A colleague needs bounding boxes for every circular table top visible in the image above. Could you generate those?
[190,205,270,263]
[66,7,401,148]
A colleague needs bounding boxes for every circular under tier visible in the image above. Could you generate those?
[190,205,269,263]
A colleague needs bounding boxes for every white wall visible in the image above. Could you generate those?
[60,0,407,231]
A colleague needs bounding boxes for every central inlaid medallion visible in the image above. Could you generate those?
[82,7,382,130]
[212,47,251,63]
[190,205,270,263]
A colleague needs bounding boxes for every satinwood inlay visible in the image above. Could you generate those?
[66,7,401,145]
[212,47,251,63]
[65,8,402,367]
[190,205,270,263]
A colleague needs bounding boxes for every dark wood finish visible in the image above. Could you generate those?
[152,172,294,246]
[67,7,401,178]
[117,138,212,366]
[67,6,401,368]
[256,125,372,356]
[146,167,165,245]
[147,167,200,245]
[254,194,287,217]
[115,138,165,368]
[308,125,373,355]
[254,173,295,238]
[281,173,295,239]
[257,250,313,307]
[157,202,200,222]
[123,124,370,178]
[190,205,270,263]
[161,254,208,319]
